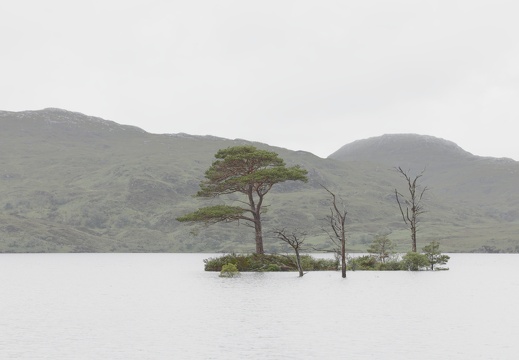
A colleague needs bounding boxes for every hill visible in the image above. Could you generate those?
[329,134,474,167]
[1,109,518,253]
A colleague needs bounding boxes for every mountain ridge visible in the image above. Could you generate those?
[1,108,518,253]
[331,133,473,158]
[4,108,517,162]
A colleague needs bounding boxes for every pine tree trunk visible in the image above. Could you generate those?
[255,232,264,254]
[254,215,264,254]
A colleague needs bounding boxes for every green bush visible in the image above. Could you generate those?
[401,252,430,271]
[204,253,253,271]
[301,255,338,271]
[349,255,378,270]
[376,260,403,271]
[422,241,450,270]
[366,235,395,263]
[219,263,240,277]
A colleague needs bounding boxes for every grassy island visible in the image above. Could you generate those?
[205,245,450,274]
[204,253,337,272]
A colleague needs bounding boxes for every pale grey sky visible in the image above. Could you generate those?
[2,0,518,160]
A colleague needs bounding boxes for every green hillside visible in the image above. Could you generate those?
[1,109,518,253]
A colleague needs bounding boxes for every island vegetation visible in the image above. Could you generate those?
[178,146,450,276]
[205,239,449,273]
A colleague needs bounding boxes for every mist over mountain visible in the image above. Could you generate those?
[1,108,518,253]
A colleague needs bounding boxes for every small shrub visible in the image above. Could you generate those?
[366,234,395,263]
[219,263,240,277]
[204,253,249,271]
[376,260,403,271]
[349,255,378,270]
[422,241,450,270]
[401,252,430,271]
[301,255,337,271]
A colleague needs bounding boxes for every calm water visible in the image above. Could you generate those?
[1,253,518,359]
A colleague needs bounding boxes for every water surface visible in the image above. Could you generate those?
[1,253,518,359]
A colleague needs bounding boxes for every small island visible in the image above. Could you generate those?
[205,238,450,276]
[177,146,450,278]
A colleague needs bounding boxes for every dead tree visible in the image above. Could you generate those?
[273,229,306,277]
[322,185,348,278]
[395,167,428,252]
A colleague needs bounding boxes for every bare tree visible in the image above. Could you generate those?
[273,229,306,277]
[395,167,428,252]
[321,185,348,278]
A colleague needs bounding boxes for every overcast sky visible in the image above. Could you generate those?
[2,0,518,160]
